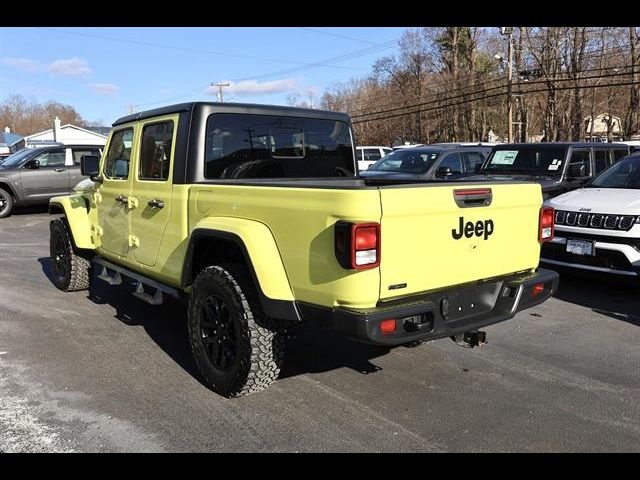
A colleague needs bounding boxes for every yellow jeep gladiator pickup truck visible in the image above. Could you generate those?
[48,102,558,397]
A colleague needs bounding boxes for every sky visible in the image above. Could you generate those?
[0,27,407,127]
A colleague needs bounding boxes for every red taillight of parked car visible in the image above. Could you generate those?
[539,207,554,243]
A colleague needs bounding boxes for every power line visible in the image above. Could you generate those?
[297,27,379,45]
[37,27,364,72]
[352,78,640,125]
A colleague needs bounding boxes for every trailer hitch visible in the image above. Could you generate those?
[452,330,487,348]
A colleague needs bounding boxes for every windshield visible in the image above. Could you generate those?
[588,156,640,189]
[483,146,568,177]
[368,149,441,174]
[0,149,36,167]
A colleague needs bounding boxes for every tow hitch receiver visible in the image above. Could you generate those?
[452,330,487,348]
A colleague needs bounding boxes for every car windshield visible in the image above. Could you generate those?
[0,149,36,167]
[483,146,568,177]
[587,156,640,189]
[368,149,441,174]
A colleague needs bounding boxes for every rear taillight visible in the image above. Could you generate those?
[334,221,380,270]
[539,207,555,242]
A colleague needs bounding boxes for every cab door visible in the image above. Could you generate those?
[97,127,136,258]
[128,116,177,267]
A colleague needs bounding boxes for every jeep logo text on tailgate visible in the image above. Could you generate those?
[452,217,494,240]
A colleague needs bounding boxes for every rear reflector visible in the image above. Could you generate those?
[380,319,396,334]
[539,207,555,242]
[531,283,545,297]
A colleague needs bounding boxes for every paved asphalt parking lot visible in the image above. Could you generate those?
[1,208,639,452]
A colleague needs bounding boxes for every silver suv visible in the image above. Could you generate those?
[0,144,103,218]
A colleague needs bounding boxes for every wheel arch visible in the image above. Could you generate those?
[183,223,299,322]
[49,195,96,250]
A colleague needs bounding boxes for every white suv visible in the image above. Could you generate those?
[541,154,640,278]
[355,146,392,171]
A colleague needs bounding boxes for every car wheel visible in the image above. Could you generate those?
[49,218,91,291]
[0,188,13,218]
[188,265,285,398]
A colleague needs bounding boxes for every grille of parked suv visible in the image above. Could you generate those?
[554,210,638,231]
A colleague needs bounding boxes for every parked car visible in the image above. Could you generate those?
[479,142,630,199]
[541,154,640,278]
[355,146,392,171]
[359,144,491,181]
[0,144,103,218]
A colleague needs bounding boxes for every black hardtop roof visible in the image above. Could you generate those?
[113,102,351,127]
[493,142,629,149]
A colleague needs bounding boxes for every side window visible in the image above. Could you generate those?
[139,121,174,181]
[463,151,485,173]
[594,149,609,174]
[104,128,134,179]
[364,148,382,162]
[568,149,591,177]
[613,149,629,162]
[72,148,102,165]
[35,149,65,167]
[439,152,462,174]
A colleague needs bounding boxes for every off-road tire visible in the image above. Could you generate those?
[49,218,91,292]
[0,188,13,218]
[188,265,285,398]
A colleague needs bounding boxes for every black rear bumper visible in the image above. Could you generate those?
[297,268,559,346]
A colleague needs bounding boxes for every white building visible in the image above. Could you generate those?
[584,113,623,142]
[21,117,107,148]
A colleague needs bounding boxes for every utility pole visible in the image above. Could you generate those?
[501,27,514,143]
[212,82,230,103]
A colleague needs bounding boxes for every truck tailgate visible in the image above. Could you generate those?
[379,183,542,300]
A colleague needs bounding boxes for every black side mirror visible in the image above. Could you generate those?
[26,159,40,169]
[81,155,102,182]
[568,163,585,178]
[436,166,452,177]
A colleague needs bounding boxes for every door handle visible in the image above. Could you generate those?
[148,198,164,209]
[55,168,66,172]
[115,194,128,204]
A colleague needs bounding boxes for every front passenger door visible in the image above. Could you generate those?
[97,127,136,258]
[565,149,592,188]
[20,148,69,202]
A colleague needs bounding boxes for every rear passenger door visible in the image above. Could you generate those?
[68,146,103,187]
[593,148,611,175]
[462,151,486,174]
[129,115,177,267]
[20,148,70,201]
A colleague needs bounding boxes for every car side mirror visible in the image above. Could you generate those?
[81,155,102,182]
[26,159,40,169]
[436,166,452,177]
[568,163,585,178]
[367,164,374,170]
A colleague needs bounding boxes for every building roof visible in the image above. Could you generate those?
[0,131,23,146]
[24,123,108,140]
[85,126,111,136]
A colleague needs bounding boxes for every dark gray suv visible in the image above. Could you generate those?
[359,144,491,181]
[480,142,630,199]
[0,144,103,217]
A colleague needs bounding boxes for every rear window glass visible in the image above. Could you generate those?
[204,114,354,179]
